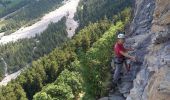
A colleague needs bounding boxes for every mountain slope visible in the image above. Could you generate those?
[0,19,112,100]
[0,0,64,34]
[0,18,68,81]
[0,0,29,18]
[0,0,133,100]
[75,0,133,29]
[0,0,80,82]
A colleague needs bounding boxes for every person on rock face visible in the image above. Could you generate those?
[113,33,136,83]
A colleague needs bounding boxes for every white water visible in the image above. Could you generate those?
[0,0,80,44]
[0,0,80,86]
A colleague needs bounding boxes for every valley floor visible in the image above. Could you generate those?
[0,0,79,45]
[0,0,80,86]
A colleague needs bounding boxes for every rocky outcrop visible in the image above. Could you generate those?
[151,0,170,44]
[127,0,170,100]
[100,0,170,99]
[130,0,155,35]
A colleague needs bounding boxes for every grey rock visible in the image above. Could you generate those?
[109,94,125,100]
[130,0,155,36]
[158,68,170,94]
[164,56,170,65]
[165,45,170,54]
[108,0,170,99]
[152,31,170,44]
[125,0,170,99]
[121,75,133,82]
[118,82,133,94]
[123,93,129,98]
[99,97,109,100]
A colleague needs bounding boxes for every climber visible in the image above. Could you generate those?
[113,33,136,83]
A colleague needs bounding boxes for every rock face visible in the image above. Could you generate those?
[99,0,170,99]
[151,0,170,44]
[127,0,170,100]
[130,0,155,35]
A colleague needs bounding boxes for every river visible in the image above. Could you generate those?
[0,0,80,86]
[0,0,80,44]
[0,57,22,86]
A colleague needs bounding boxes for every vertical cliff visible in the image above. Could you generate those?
[127,0,170,100]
